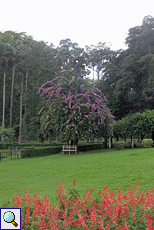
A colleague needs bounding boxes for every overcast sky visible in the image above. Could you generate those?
[0,0,154,50]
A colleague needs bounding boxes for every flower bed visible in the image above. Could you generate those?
[11,181,154,229]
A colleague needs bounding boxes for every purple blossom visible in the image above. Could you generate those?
[66,119,70,124]
[36,81,54,94]
[104,96,107,102]
[65,94,72,102]
[45,87,54,94]
[69,76,76,85]
[92,92,97,96]
[84,115,88,118]
[82,104,89,109]
[56,87,62,93]
[101,104,106,109]
[75,131,78,134]
[73,111,76,114]
[61,69,69,73]
[63,108,65,111]
[76,94,86,98]
[40,89,46,97]
[69,101,71,109]
[95,88,101,93]
[60,124,64,130]
[92,104,96,110]
[52,76,62,81]
[76,105,80,111]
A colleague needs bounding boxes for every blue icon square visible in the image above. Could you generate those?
[0,208,21,230]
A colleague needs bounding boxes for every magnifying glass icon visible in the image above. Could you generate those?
[3,211,18,227]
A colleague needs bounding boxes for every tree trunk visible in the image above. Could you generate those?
[141,133,144,142]
[152,131,154,142]
[48,131,52,143]
[103,137,108,148]
[1,71,6,142]
[109,136,112,148]
[10,66,15,128]
[116,135,119,141]
[93,66,94,81]
[131,135,134,148]
[18,74,24,144]
[24,70,28,142]
[97,69,100,80]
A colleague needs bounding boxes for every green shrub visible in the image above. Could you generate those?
[21,146,62,158]
[134,142,143,148]
[141,139,153,148]
[0,143,6,149]
[17,142,63,149]
[78,143,102,152]
[113,141,125,150]
[125,141,132,148]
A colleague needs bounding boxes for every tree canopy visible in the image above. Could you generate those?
[37,71,115,144]
[0,15,154,140]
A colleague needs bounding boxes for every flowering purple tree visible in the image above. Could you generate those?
[37,71,115,145]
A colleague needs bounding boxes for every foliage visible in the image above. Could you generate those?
[0,126,15,139]
[11,180,154,229]
[21,146,62,158]
[78,143,102,152]
[113,141,125,150]
[96,15,154,119]
[113,110,154,142]
[37,71,115,144]
[141,139,153,148]
[1,16,154,137]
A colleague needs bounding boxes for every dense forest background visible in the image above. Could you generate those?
[0,15,154,140]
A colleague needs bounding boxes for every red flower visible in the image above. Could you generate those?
[73,180,76,188]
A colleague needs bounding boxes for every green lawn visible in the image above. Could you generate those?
[1,148,154,208]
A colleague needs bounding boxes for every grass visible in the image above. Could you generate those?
[1,147,154,208]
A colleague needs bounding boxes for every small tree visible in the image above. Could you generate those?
[37,71,115,145]
[0,126,15,158]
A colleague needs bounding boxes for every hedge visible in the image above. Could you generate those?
[0,142,63,150]
[20,143,103,158]
[21,146,62,158]
[78,143,102,152]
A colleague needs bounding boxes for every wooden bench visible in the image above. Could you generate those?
[62,145,77,154]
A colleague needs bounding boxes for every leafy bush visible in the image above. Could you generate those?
[78,143,102,152]
[21,146,62,158]
[11,181,154,229]
[134,142,143,148]
[0,143,6,149]
[113,141,125,150]
[125,141,132,148]
[141,139,153,148]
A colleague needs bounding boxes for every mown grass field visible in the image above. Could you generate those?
[0,147,154,208]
